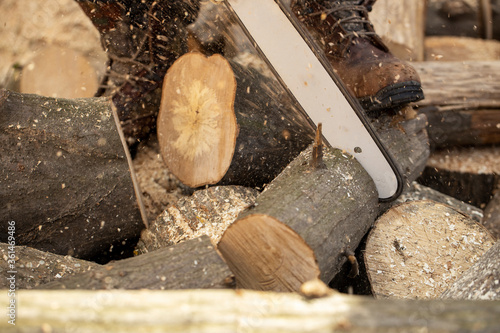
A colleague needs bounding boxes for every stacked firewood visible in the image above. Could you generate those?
[1,3,499,328]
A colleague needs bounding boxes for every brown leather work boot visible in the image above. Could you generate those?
[291,0,424,112]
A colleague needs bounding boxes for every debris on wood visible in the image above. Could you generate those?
[39,236,232,290]
[0,90,144,262]
[365,200,496,299]
[137,185,259,253]
[441,240,500,300]
[0,243,99,289]
[424,36,500,61]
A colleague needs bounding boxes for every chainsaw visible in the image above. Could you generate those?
[224,0,403,201]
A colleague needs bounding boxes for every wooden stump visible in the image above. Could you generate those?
[365,200,495,299]
[39,236,232,290]
[0,89,145,261]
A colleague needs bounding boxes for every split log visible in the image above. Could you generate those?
[441,240,500,300]
[3,289,500,332]
[418,146,500,208]
[0,243,99,289]
[217,114,429,292]
[39,236,232,290]
[371,0,426,61]
[0,89,145,262]
[138,186,259,253]
[365,200,495,299]
[413,61,500,148]
[157,52,313,189]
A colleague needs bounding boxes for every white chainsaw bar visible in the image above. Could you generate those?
[225,0,403,200]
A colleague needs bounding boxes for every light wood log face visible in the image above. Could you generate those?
[158,52,238,187]
[365,200,495,299]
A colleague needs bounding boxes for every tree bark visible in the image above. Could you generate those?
[0,243,99,289]
[218,114,429,292]
[0,89,144,262]
[365,200,496,299]
[4,289,500,332]
[414,61,500,148]
[38,236,232,290]
[441,240,500,300]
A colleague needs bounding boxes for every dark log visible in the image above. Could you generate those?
[0,243,99,289]
[138,186,259,253]
[441,240,500,300]
[0,89,144,262]
[414,61,500,148]
[39,236,232,290]
[365,200,495,299]
[4,289,500,332]
[218,115,429,292]
[417,146,500,208]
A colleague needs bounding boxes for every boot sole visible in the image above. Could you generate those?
[358,81,424,112]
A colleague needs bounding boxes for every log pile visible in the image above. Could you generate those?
[1,0,500,330]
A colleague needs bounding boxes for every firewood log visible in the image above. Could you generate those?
[5,289,500,332]
[217,114,429,292]
[413,61,500,148]
[418,146,500,209]
[440,240,500,300]
[364,200,495,299]
[38,236,232,290]
[137,185,259,253]
[0,89,145,261]
[157,52,313,189]
[0,243,99,289]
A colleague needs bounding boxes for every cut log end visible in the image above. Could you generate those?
[218,214,320,292]
[157,52,238,188]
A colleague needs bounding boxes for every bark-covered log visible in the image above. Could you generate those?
[365,200,495,299]
[418,146,500,208]
[138,186,259,253]
[3,289,500,332]
[0,89,144,261]
[218,114,429,292]
[158,52,314,189]
[39,236,232,290]
[414,61,500,148]
[0,243,99,289]
[441,240,500,300]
